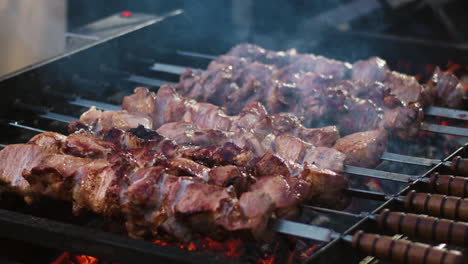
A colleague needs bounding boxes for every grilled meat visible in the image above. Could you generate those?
[72,86,354,171]
[334,129,388,168]
[0,127,349,241]
[426,67,466,108]
[173,49,423,139]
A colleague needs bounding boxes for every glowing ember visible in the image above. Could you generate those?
[52,252,99,264]
[299,245,319,260]
[153,236,242,259]
[256,254,275,264]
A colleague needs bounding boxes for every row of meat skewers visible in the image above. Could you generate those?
[0,43,467,264]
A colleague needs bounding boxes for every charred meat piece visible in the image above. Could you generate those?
[334,129,388,168]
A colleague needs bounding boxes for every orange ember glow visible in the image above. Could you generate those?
[153,236,242,259]
[299,245,319,260]
[52,252,99,264]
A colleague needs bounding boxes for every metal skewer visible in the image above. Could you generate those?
[348,189,468,222]
[304,206,468,247]
[273,219,463,264]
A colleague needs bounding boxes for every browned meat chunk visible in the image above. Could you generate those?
[226,43,298,67]
[249,175,309,209]
[274,134,308,165]
[208,165,250,193]
[426,67,466,108]
[384,71,425,105]
[28,132,66,153]
[70,107,152,133]
[300,165,350,209]
[383,103,423,139]
[0,144,49,195]
[24,154,99,201]
[303,147,346,172]
[183,102,232,131]
[156,122,230,146]
[122,87,157,121]
[165,157,210,181]
[296,126,340,147]
[253,152,291,178]
[64,131,116,159]
[338,98,383,135]
[351,57,389,83]
[334,129,388,168]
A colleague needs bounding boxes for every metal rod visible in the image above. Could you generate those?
[126,74,175,87]
[39,112,77,123]
[150,63,198,75]
[425,106,468,121]
[380,152,437,167]
[69,98,121,111]
[420,123,468,137]
[8,122,46,133]
[304,205,365,218]
[176,50,217,60]
[346,188,392,201]
[344,165,414,183]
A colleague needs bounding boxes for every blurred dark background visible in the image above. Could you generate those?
[68,0,468,43]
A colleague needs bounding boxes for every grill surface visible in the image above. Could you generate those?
[0,9,467,264]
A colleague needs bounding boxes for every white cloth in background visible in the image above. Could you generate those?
[0,0,66,76]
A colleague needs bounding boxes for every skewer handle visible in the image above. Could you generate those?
[404,191,468,221]
[352,231,463,264]
[450,156,468,176]
[377,209,468,247]
[428,173,468,197]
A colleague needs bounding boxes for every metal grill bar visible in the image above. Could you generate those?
[420,123,468,137]
[425,106,468,121]
[126,74,175,87]
[176,50,217,60]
